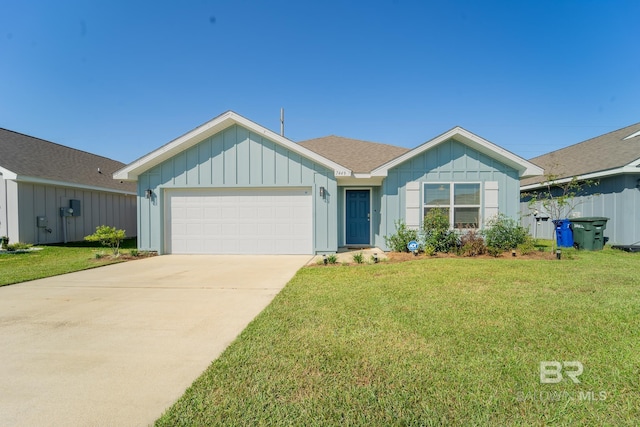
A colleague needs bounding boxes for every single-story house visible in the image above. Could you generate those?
[520,123,640,245]
[0,128,137,245]
[114,111,542,254]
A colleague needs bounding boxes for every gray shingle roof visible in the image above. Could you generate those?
[521,122,640,187]
[0,128,136,193]
[298,135,409,173]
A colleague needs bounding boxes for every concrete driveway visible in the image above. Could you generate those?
[0,255,310,427]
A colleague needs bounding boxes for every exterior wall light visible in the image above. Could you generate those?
[319,186,325,198]
[145,189,153,199]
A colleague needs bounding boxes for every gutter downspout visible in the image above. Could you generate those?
[1,174,8,239]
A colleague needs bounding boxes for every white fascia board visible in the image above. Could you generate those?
[626,157,640,168]
[113,111,351,181]
[519,166,640,191]
[8,174,136,195]
[371,127,544,178]
[0,166,18,179]
[623,130,640,140]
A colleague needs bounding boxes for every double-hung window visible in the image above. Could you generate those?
[423,183,481,229]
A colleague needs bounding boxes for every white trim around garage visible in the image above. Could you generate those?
[163,187,314,255]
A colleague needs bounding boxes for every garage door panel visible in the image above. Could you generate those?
[167,188,312,254]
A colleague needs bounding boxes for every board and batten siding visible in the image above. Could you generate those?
[520,174,640,245]
[137,124,337,254]
[377,138,520,250]
[7,181,136,244]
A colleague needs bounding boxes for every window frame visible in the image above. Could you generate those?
[423,182,482,230]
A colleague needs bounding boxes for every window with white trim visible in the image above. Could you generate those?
[423,183,481,229]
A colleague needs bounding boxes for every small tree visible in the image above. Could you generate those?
[525,174,597,222]
[85,225,126,256]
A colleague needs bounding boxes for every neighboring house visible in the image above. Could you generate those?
[520,123,640,246]
[114,111,542,254]
[0,128,137,245]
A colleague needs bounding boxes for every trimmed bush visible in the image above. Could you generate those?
[483,214,528,251]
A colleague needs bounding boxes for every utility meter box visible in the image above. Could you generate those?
[37,216,48,228]
[60,207,74,217]
[69,199,81,216]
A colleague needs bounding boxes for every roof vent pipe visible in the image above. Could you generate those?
[280,108,284,137]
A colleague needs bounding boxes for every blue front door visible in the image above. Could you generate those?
[346,190,370,245]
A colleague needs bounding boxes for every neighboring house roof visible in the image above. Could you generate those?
[114,111,351,181]
[521,122,640,189]
[0,128,135,194]
[371,126,543,178]
[298,135,409,173]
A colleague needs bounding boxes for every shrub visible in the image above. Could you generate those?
[326,254,338,264]
[85,225,127,256]
[517,236,536,255]
[352,252,364,264]
[459,230,486,257]
[7,242,32,251]
[422,208,459,253]
[483,214,529,251]
[423,245,436,256]
[487,246,503,257]
[384,220,419,252]
[1,236,9,249]
[130,249,139,257]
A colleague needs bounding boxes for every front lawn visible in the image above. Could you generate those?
[0,239,138,286]
[157,247,640,425]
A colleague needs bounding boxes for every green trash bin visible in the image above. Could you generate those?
[569,217,609,250]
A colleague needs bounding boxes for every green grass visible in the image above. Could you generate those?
[0,238,137,286]
[157,246,640,426]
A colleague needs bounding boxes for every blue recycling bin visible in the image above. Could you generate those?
[553,219,573,248]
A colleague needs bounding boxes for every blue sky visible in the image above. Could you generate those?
[1,1,639,164]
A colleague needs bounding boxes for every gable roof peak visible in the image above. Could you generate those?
[114,111,351,180]
[371,125,543,178]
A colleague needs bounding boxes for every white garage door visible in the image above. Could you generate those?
[166,188,313,254]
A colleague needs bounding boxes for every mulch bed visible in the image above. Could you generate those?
[386,249,557,262]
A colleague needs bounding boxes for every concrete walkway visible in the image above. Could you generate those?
[0,255,310,427]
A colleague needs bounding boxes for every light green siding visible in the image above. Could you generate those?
[137,124,337,253]
[377,138,520,249]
